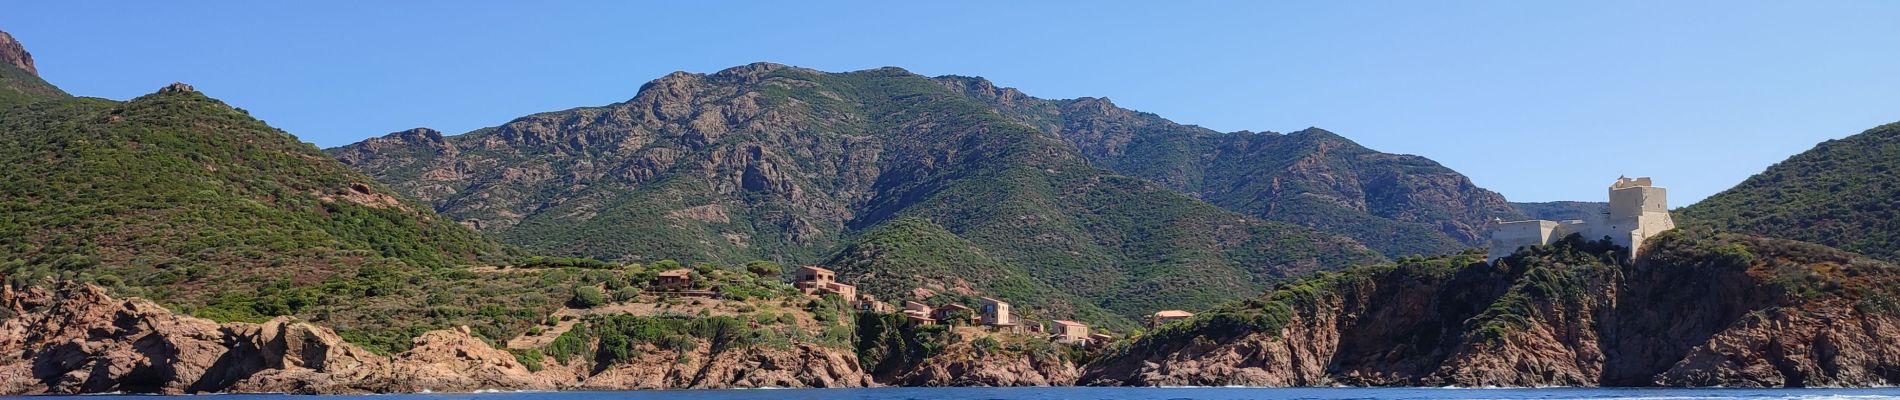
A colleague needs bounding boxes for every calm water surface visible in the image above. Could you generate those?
[12,387,1900,400]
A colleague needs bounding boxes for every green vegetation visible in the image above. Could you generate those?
[0,81,546,352]
[570,285,607,308]
[1679,121,1900,262]
[1466,234,1618,345]
[0,61,65,106]
[826,217,1133,329]
[943,76,1525,259]
[334,65,1385,324]
[854,312,953,374]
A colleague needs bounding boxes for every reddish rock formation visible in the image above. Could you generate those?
[1081,232,1900,388]
[0,281,868,394]
[890,338,1079,386]
[0,30,38,76]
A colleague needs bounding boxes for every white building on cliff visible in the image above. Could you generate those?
[1489,176,1676,260]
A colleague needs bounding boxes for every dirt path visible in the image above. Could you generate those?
[505,310,580,349]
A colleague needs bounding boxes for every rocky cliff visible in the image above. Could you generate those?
[0,281,872,394]
[0,28,66,103]
[1080,230,1900,387]
[889,339,1080,387]
[0,30,37,77]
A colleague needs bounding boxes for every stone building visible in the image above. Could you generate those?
[978,297,1014,328]
[1489,176,1677,259]
[792,266,857,302]
[1051,320,1089,344]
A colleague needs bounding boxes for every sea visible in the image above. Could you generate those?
[11,387,1900,400]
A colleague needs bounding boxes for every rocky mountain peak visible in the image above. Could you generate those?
[393,127,445,144]
[0,29,39,76]
[158,82,197,94]
[711,62,796,82]
[933,75,1033,105]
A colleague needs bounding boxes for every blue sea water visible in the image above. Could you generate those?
[12,387,1900,400]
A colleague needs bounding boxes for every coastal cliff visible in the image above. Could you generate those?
[1080,231,1900,387]
[0,282,871,394]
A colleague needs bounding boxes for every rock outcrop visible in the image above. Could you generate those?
[889,340,1079,386]
[0,282,554,394]
[0,30,37,76]
[567,342,870,389]
[0,281,870,394]
[1081,231,1900,387]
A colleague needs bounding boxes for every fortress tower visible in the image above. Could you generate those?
[1595,176,1675,254]
[1488,176,1675,260]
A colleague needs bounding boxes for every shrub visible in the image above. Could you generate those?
[570,285,606,308]
[744,260,782,277]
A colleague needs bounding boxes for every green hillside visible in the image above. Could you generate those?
[0,75,604,352]
[936,76,1524,258]
[0,61,65,105]
[1679,121,1900,262]
[332,63,1383,323]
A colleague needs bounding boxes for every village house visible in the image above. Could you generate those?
[1148,310,1194,329]
[792,266,858,303]
[932,303,974,324]
[904,300,934,315]
[901,303,937,325]
[1490,176,1677,259]
[856,293,894,313]
[653,268,692,290]
[1051,320,1089,344]
[978,296,1016,331]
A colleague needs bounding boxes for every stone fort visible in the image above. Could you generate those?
[1489,176,1676,260]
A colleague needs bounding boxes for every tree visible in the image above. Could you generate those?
[744,260,782,277]
[570,285,606,308]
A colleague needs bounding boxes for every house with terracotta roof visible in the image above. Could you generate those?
[933,303,974,324]
[1148,310,1194,329]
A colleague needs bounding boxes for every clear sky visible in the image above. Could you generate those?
[6,1,1899,204]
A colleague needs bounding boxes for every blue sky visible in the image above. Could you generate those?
[6,1,1899,204]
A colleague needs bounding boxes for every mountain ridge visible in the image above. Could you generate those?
[932,74,1525,257]
[330,62,1387,320]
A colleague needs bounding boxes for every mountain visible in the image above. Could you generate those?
[1513,201,1609,226]
[1679,121,1900,262]
[0,30,66,105]
[1082,230,1900,387]
[935,76,1525,257]
[330,63,1384,320]
[0,32,594,352]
